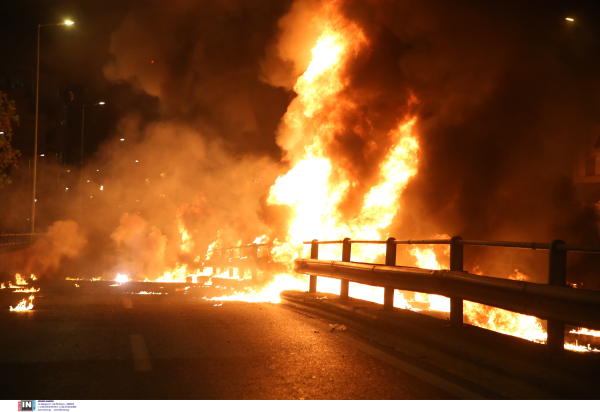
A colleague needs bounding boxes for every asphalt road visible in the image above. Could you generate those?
[0,279,458,399]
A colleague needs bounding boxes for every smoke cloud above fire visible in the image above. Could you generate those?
[7,0,600,286]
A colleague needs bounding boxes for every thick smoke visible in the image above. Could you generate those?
[58,1,298,279]
[103,0,293,155]
[110,213,167,280]
[27,220,86,276]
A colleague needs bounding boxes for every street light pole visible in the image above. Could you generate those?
[31,20,74,233]
[80,102,105,221]
[32,24,40,233]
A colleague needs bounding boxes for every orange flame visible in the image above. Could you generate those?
[13,287,40,293]
[10,295,34,312]
[145,3,595,354]
[207,1,426,304]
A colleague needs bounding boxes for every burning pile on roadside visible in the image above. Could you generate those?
[3,274,39,312]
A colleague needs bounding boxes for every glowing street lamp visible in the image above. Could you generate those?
[32,20,74,233]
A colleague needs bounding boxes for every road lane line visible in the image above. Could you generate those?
[335,334,485,399]
[123,298,133,308]
[130,334,152,372]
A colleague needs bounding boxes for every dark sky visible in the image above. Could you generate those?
[0,0,293,160]
[0,1,161,163]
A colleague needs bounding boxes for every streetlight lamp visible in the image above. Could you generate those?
[80,102,105,220]
[31,20,74,233]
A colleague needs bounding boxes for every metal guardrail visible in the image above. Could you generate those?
[0,233,44,247]
[204,243,268,279]
[296,236,600,355]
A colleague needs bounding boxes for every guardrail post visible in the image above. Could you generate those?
[309,239,319,293]
[252,244,258,281]
[384,237,396,311]
[340,238,351,301]
[548,239,566,356]
[450,236,464,327]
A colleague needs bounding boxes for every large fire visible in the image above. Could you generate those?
[119,1,596,354]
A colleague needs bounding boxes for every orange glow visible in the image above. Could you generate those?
[115,274,130,283]
[208,274,308,303]
[177,213,194,254]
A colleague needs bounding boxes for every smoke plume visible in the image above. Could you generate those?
[27,220,87,276]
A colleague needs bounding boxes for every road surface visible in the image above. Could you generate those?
[0,279,470,399]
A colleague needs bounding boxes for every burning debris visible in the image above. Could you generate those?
[15,274,28,285]
[66,277,102,281]
[569,328,600,338]
[13,287,40,293]
[115,274,130,283]
[10,295,34,312]
[564,343,600,353]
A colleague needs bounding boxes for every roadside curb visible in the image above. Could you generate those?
[280,290,600,399]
